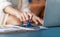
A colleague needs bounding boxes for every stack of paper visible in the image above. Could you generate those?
[0,24,48,32]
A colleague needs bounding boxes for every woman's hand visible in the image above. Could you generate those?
[16,12,44,25]
[27,12,44,25]
[4,6,43,25]
[16,12,30,22]
[31,14,44,25]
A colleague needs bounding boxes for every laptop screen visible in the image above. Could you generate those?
[44,0,60,27]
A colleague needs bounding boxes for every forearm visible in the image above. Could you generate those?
[4,6,21,17]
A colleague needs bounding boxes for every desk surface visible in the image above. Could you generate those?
[0,27,60,37]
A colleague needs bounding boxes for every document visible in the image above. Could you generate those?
[0,24,48,32]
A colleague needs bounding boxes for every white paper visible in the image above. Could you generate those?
[0,25,48,32]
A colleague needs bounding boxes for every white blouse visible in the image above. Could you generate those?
[0,0,30,14]
[0,0,30,24]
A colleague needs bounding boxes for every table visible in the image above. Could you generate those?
[0,27,60,37]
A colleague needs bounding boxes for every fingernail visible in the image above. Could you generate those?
[26,18,28,20]
[36,22,38,24]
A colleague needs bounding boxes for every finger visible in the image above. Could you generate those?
[21,14,26,21]
[19,15,23,22]
[36,17,43,24]
[23,12,28,20]
[32,18,38,24]
[15,13,23,22]
[27,12,32,19]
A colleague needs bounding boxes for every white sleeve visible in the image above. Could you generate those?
[0,0,12,16]
[0,0,12,24]
[21,0,30,13]
[0,0,12,10]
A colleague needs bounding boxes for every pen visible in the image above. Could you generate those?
[26,16,31,27]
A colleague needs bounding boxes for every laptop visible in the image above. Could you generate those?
[43,0,60,27]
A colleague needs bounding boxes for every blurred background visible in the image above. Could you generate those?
[29,0,46,19]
